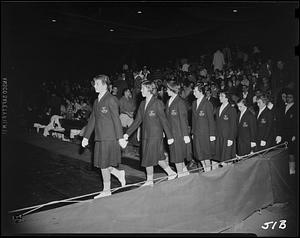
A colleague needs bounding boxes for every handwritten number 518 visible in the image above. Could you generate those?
[261,220,287,230]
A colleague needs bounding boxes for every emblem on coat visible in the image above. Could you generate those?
[171,109,177,116]
[242,122,248,127]
[149,110,156,116]
[199,110,205,117]
[223,114,229,120]
[261,118,266,124]
[101,106,108,113]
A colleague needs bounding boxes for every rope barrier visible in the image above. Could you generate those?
[8,142,289,218]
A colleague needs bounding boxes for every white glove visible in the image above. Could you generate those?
[81,138,88,147]
[250,142,256,148]
[275,136,282,144]
[183,136,190,144]
[292,136,296,142]
[123,134,129,141]
[227,140,233,147]
[260,140,266,146]
[119,138,128,149]
[137,127,141,142]
[168,138,174,145]
[210,136,216,142]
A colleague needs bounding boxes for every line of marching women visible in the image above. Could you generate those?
[82,74,297,199]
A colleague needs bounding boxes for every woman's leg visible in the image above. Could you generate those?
[109,167,126,187]
[211,160,219,170]
[141,166,154,186]
[202,160,212,172]
[94,168,111,199]
[158,160,177,180]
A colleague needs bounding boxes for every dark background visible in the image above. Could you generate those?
[1,2,299,108]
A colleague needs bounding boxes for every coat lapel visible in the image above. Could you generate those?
[168,95,178,108]
[144,96,155,119]
[239,109,248,124]
[219,103,230,118]
[257,107,266,120]
[98,91,109,105]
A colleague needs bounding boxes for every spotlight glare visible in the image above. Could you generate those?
[233,9,238,13]
[52,19,56,22]
[137,10,142,14]
[109,29,114,32]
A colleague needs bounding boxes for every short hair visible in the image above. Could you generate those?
[166,80,180,94]
[256,93,269,104]
[194,82,206,94]
[237,98,249,107]
[141,80,157,95]
[218,90,231,99]
[92,74,111,86]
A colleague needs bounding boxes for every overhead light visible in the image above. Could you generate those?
[109,29,114,32]
[137,10,142,14]
[51,19,56,22]
[233,9,238,13]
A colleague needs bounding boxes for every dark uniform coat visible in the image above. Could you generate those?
[215,103,237,162]
[84,91,123,168]
[165,95,192,163]
[237,109,257,156]
[277,103,297,154]
[126,96,173,167]
[255,107,274,151]
[192,97,216,161]
[207,96,220,118]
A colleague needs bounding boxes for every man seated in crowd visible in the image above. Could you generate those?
[119,88,136,132]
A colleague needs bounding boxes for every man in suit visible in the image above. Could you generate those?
[275,89,297,175]
[236,98,257,156]
[82,75,127,199]
[240,85,252,107]
[255,94,274,152]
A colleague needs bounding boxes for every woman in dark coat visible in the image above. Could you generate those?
[192,83,216,172]
[236,98,257,156]
[165,81,192,177]
[215,90,238,165]
[275,89,297,174]
[255,94,274,152]
[124,80,177,186]
[82,75,127,199]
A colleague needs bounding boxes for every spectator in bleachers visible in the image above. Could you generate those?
[111,85,118,97]
[114,73,129,99]
[212,48,225,72]
[205,87,220,117]
[272,60,290,103]
[119,88,136,131]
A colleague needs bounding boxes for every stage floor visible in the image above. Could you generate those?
[2,130,298,236]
